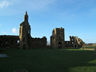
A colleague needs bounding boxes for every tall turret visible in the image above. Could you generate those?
[24,11,28,22]
[19,11,31,49]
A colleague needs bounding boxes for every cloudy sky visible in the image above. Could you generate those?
[0,0,96,43]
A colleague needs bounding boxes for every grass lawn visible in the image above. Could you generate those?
[0,48,96,72]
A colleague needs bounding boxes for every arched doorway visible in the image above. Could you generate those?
[58,42,62,48]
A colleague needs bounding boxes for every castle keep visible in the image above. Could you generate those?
[0,12,84,49]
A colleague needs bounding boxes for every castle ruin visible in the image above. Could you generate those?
[50,28,85,48]
[0,12,47,49]
[0,12,84,49]
[19,11,47,49]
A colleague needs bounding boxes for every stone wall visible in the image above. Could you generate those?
[29,37,47,49]
[0,35,47,49]
[0,35,19,48]
[69,36,85,48]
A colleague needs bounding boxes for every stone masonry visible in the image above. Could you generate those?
[50,28,85,48]
[19,11,31,49]
[50,27,65,48]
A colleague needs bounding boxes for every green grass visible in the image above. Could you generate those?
[0,48,96,72]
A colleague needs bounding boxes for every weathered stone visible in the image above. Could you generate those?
[0,35,19,48]
[0,11,47,49]
[50,28,85,48]
[50,27,65,48]
[19,11,47,49]
[19,11,31,49]
[69,36,85,48]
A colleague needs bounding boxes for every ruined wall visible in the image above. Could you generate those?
[69,36,85,48]
[64,41,72,48]
[0,35,19,48]
[64,36,84,48]
[29,37,47,48]
[0,35,47,49]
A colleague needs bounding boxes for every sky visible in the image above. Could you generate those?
[0,0,96,43]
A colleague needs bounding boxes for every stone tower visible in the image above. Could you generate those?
[50,27,65,48]
[19,11,31,49]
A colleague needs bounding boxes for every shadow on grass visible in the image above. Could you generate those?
[0,49,96,72]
